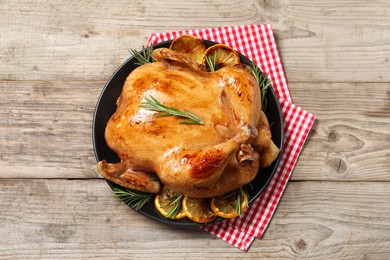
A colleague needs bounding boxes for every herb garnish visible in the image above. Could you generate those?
[141,95,204,125]
[113,187,154,211]
[204,53,217,72]
[237,187,248,217]
[165,194,184,219]
[249,64,271,112]
[219,187,249,217]
[129,45,155,65]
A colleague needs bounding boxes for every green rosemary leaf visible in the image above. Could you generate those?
[248,64,271,112]
[237,187,249,217]
[165,194,184,219]
[236,188,242,217]
[113,187,154,211]
[205,53,217,72]
[214,187,250,218]
[243,184,249,196]
[140,95,204,125]
[129,45,155,66]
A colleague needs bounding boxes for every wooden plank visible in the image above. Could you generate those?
[1,1,390,82]
[254,180,390,258]
[0,179,389,258]
[1,80,389,181]
[289,82,390,181]
[0,80,101,179]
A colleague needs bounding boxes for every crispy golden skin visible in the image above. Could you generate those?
[97,48,279,198]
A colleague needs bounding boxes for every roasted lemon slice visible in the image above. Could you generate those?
[182,196,217,223]
[202,44,240,71]
[210,189,249,219]
[169,35,207,64]
[155,186,186,219]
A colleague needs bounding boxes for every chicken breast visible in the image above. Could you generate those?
[97,48,279,198]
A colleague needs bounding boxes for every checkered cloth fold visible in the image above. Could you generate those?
[147,24,316,251]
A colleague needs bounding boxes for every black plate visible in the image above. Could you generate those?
[92,40,284,226]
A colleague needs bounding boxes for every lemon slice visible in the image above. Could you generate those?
[169,35,207,64]
[155,186,186,219]
[182,196,217,223]
[202,44,240,71]
[210,189,249,219]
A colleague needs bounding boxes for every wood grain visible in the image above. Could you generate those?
[0,80,100,179]
[290,82,390,181]
[256,180,390,259]
[0,179,389,259]
[1,0,390,82]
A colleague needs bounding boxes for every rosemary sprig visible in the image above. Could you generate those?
[218,187,249,217]
[249,64,271,112]
[141,95,204,125]
[129,45,155,66]
[113,187,154,211]
[237,187,248,217]
[243,182,253,197]
[165,194,184,219]
[236,189,243,217]
[205,53,217,72]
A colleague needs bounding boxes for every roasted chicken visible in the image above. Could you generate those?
[97,47,279,198]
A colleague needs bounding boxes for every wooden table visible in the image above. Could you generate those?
[1,1,390,258]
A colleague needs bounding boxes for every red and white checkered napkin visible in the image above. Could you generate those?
[147,24,316,251]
